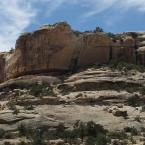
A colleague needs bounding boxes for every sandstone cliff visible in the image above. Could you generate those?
[1,22,145,145]
[0,22,145,83]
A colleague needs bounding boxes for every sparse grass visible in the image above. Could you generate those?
[58,84,76,95]
[130,136,136,144]
[108,131,128,140]
[16,121,143,145]
[18,124,47,145]
[24,105,34,110]
[127,95,140,107]
[12,107,20,115]
[18,141,28,145]
[4,142,13,145]
[30,83,55,97]
[124,127,139,136]
[134,115,141,122]
[74,30,82,36]
[55,121,108,145]
[0,128,5,139]
[141,105,145,112]
[109,61,145,72]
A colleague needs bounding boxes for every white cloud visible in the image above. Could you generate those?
[0,0,145,52]
[120,0,145,12]
[0,0,36,52]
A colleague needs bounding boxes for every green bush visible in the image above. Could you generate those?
[18,125,47,145]
[18,124,28,137]
[124,127,138,136]
[109,61,145,72]
[4,142,13,145]
[127,95,140,107]
[24,105,34,110]
[55,121,107,144]
[0,128,5,138]
[107,32,116,39]
[18,141,28,145]
[108,131,127,140]
[86,134,109,145]
[30,83,55,97]
[94,27,104,32]
[86,121,107,137]
[141,105,145,112]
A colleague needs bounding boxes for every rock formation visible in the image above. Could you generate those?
[0,22,145,83]
[1,22,145,145]
[0,53,5,83]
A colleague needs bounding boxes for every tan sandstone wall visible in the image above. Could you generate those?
[0,53,6,83]
[112,37,136,63]
[5,22,78,80]
[78,33,112,67]
[0,22,139,83]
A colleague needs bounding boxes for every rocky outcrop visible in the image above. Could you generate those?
[0,66,145,144]
[0,53,6,83]
[6,22,78,80]
[111,36,136,63]
[0,22,144,83]
[78,32,112,67]
[136,32,145,65]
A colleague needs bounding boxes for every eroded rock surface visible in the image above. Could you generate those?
[0,66,145,144]
[1,22,144,83]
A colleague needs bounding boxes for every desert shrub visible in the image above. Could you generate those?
[18,124,28,137]
[130,32,138,39]
[24,105,34,110]
[4,132,12,139]
[130,136,136,144]
[108,131,127,140]
[12,108,20,115]
[107,33,116,40]
[18,141,28,145]
[30,84,44,97]
[30,83,55,97]
[86,135,109,145]
[86,121,107,137]
[4,142,13,145]
[55,123,66,138]
[109,61,145,72]
[141,105,145,112]
[94,27,104,32]
[122,111,128,119]
[18,124,47,145]
[74,30,81,36]
[55,121,108,144]
[127,95,140,107]
[58,84,76,95]
[76,121,87,141]
[31,129,46,145]
[124,127,138,136]
[141,87,145,95]
[134,115,141,122]
[0,129,12,139]
[0,128,5,138]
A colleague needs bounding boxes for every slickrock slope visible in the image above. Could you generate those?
[1,22,145,144]
[0,65,145,144]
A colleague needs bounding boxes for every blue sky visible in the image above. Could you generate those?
[0,0,145,52]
